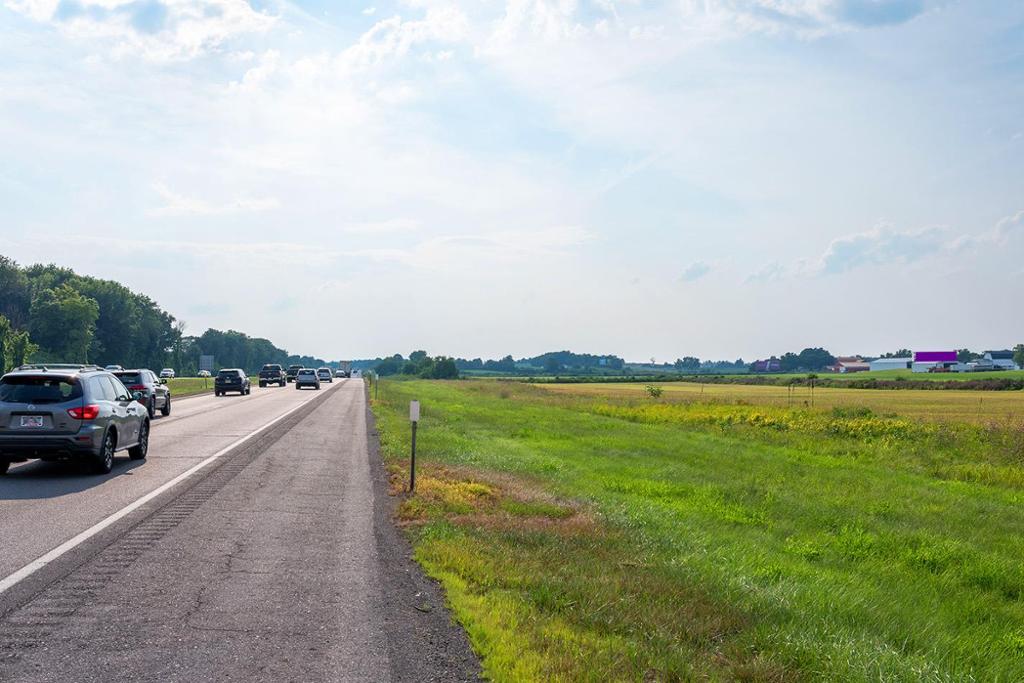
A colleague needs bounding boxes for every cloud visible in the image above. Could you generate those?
[680,261,711,282]
[817,223,942,274]
[745,261,786,284]
[150,182,281,216]
[6,0,276,60]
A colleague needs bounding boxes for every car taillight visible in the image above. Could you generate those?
[68,404,100,420]
[129,385,146,391]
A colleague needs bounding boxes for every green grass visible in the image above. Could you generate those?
[372,379,1024,682]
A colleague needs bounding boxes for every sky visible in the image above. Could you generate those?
[0,0,1022,362]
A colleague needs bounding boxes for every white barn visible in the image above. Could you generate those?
[869,357,912,372]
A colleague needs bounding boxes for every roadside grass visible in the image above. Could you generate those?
[372,379,1024,682]
[540,381,1024,425]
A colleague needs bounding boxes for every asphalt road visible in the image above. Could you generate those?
[0,380,479,682]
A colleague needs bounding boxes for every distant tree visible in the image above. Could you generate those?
[674,356,700,372]
[1014,344,1024,369]
[0,256,31,328]
[374,357,404,376]
[0,315,9,372]
[543,356,562,374]
[8,329,36,368]
[796,348,835,371]
[431,357,459,379]
[880,349,912,358]
[779,352,800,372]
[957,349,981,363]
[409,350,428,364]
[29,284,99,362]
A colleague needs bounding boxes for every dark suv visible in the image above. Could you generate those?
[259,364,286,387]
[285,364,303,383]
[113,369,171,418]
[0,365,150,475]
[215,369,251,396]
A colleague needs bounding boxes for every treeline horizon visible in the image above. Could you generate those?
[362,345,1024,377]
[0,256,327,375]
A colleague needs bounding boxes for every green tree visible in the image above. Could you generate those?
[957,349,980,363]
[29,284,100,362]
[409,350,428,364]
[1014,344,1024,369]
[0,315,10,372]
[0,256,31,328]
[431,357,459,379]
[8,329,37,368]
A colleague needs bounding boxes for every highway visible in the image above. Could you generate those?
[0,380,479,682]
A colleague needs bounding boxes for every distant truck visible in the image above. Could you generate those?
[337,361,352,378]
[285,364,304,383]
[259,364,286,387]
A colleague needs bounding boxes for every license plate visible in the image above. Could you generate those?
[20,416,44,428]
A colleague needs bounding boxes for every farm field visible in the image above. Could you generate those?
[541,380,1024,425]
[372,379,1024,682]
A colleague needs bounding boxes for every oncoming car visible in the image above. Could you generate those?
[159,368,176,379]
[0,365,150,475]
[294,368,320,390]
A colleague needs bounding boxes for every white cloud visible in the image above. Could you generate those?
[817,223,943,274]
[5,0,276,61]
[680,261,711,282]
[150,182,281,216]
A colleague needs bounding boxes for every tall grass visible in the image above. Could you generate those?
[373,380,1024,682]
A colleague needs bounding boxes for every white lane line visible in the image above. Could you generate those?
[0,384,342,596]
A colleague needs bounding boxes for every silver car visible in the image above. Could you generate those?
[0,365,150,475]
[294,368,320,390]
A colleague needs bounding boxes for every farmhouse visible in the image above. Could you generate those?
[828,357,870,373]
[869,357,912,372]
[912,350,958,373]
[751,358,781,373]
[984,350,1020,370]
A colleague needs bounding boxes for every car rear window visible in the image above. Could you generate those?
[298,369,314,375]
[218,370,237,377]
[114,372,143,385]
[262,365,281,371]
[0,376,83,403]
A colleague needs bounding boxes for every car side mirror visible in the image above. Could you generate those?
[132,391,144,401]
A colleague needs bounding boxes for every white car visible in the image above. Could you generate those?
[105,364,124,371]
[159,368,176,379]
[198,370,211,378]
[317,367,334,383]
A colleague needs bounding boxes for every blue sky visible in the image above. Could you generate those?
[0,0,1021,361]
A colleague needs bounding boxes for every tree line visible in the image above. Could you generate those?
[0,256,324,374]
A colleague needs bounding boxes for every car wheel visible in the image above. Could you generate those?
[129,420,149,460]
[259,382,266,388]
[93,431,116,474]
[161,395,171,416]
[147,399,156,419]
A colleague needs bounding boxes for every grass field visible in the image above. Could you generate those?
[540,381,1024,425]
[372,379,1024,682]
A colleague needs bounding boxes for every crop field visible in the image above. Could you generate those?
[541,381,1024,425]
[372,379,1024,682]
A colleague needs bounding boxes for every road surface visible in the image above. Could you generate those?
[0,380,479,682]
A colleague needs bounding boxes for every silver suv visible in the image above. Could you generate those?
[294,368,320,390]
[0,365,150,475]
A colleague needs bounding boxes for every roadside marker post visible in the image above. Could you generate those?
[409,400,420,492]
